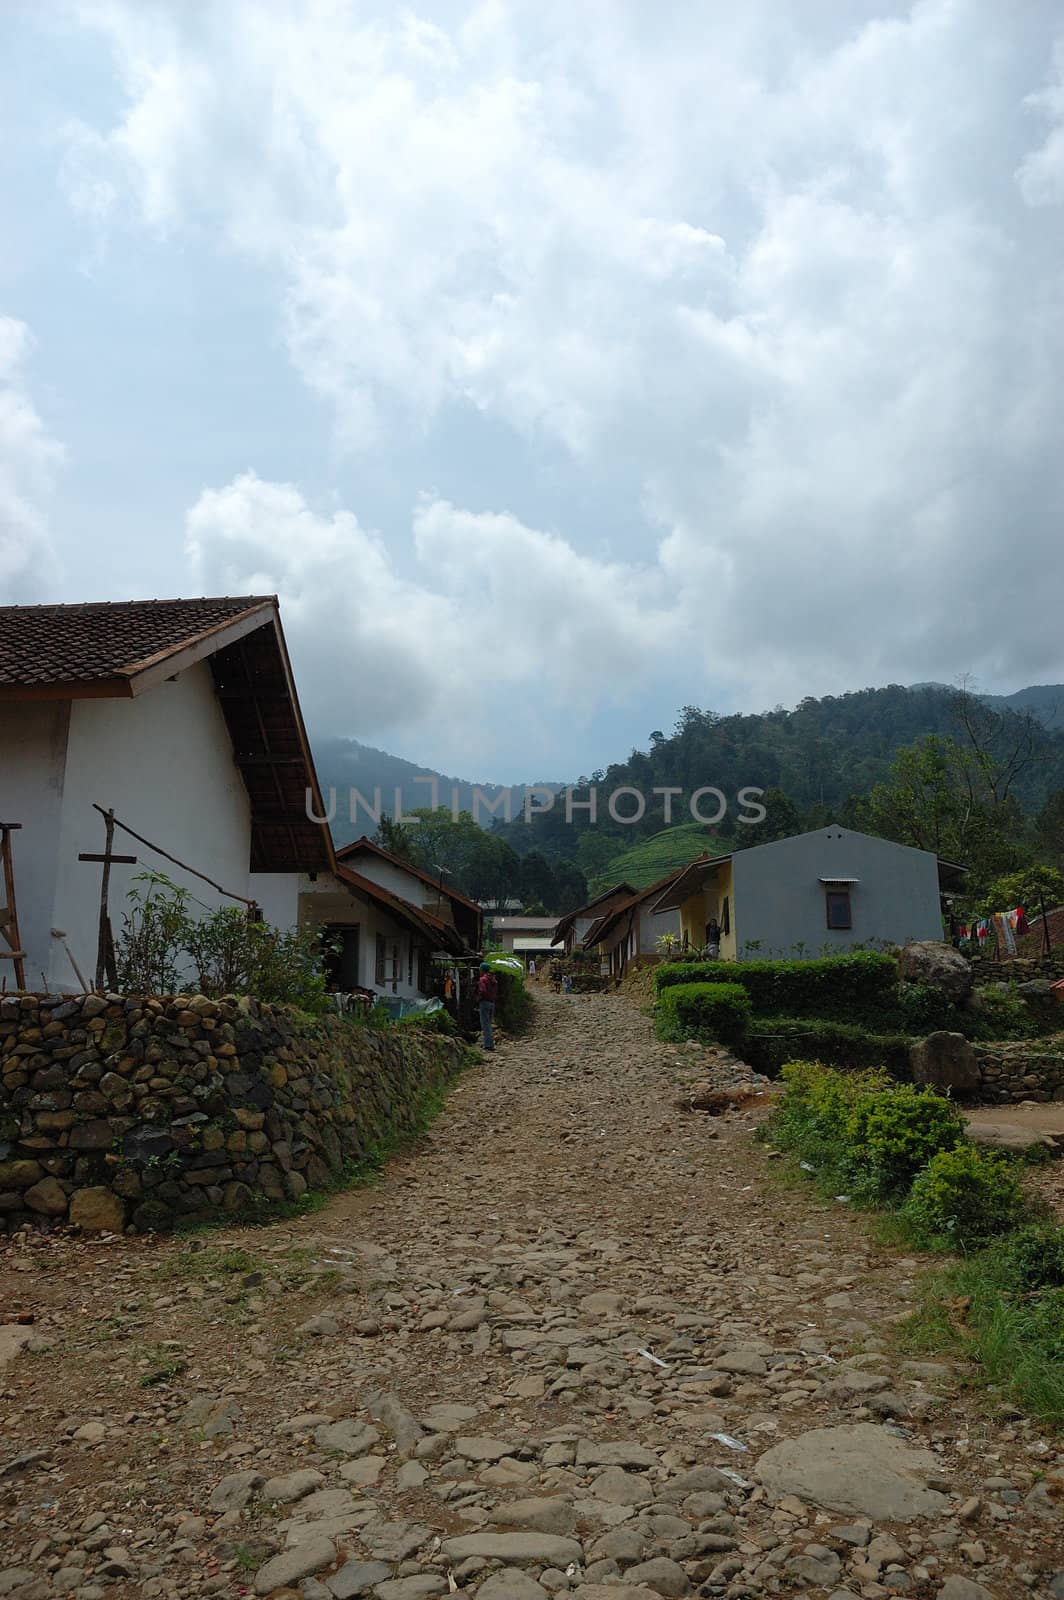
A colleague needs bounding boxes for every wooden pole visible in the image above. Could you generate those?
[0,825,27,991]
[1040,894,1052,958]
[95,808,115,992]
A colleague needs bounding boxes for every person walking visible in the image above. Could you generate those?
[705,917,721,958]
[527,957,537,980]
[477,961,499,1051]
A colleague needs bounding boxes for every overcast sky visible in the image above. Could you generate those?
[2,1,1063,781]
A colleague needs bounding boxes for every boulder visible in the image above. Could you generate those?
[69,1187,126,1233]
[756,1423,949,1522]
[898,941,973,1003]
[23,1177,69,1216]
[909,1032,981,1096]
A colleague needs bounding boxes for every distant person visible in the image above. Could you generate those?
[562,972,574,995]
[705,918,721,958]
[528,957,537,979]
[477,961,499,1051]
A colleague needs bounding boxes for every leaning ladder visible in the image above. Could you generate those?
[0,824,27,991]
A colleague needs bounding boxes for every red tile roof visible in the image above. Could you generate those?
[0,596,274,689]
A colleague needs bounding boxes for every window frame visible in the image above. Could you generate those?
[825,888,853,930]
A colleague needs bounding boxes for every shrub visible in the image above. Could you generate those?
[765,1059,890,1177]
[656,981,751,1047]
[654,951,898,1017]
[991,1223,1064,1293]
[486,963,533,1034]
[744,1017,914,1078]
[844,1085,966,1197]
[903,1146,1026,1246]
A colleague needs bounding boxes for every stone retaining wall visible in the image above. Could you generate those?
[0,992,468,1233]
[975,1042,1064,1105]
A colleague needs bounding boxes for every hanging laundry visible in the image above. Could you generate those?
[1015,906,1030,936]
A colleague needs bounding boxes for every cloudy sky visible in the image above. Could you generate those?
[2,1,1063,780]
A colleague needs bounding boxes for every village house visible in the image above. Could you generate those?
[550,883,637,956]
[652,824,966,959]
[580,875,683,981]
[489,913,559,963]
[0,597,475,998]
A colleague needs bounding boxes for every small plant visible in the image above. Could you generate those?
[844,1084,966,1197]
[656,932,681,955]
[903,1145,1026,1246]
[116,871,193,994]
[656,981,751,1047]
[139,1345,189,1387]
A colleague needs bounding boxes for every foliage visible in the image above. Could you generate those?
[654,951,898,1017]
[116,872,194,995]
[901,1227,1064,1427]
[656,932,681,955]
[484,959,533,1034]
[977,864,1064,919]
[902,1145,1026,1246]
[390,807,586,914]
[743,1017,914,1077]
[765,1061,965,1200]
[844,1083,966,1197]
[115,873,331,1011]
[586,822,721,895]
[655,981,751,1047]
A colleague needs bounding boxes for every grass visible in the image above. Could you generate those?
[138,1345,189,1387]
[588,821,721,894]
[158,1245,261,1278]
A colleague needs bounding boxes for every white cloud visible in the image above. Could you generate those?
[0,318,63,602]
[58,0,1064,728]
[185,472,682,766]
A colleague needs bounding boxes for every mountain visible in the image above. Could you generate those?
[912,681,1064,731]
[310,735,564,847]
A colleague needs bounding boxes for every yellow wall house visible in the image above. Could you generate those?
[654,854,736,958]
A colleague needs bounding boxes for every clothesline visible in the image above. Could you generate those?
[957,906,1029,952]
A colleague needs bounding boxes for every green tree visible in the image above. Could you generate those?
[978,865,1064,919]
[1036,789,1064,871]
[374,814,415,859]
[734,786,801,848]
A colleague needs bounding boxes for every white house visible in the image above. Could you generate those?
[652,824,966,960]
[0,596,337,992]
[550,883,637,956]
[582,874,683,980]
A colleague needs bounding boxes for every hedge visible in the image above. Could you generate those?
[656,981,751,1048]
[654,951,898,1017]
[486,962,533,1034]
[743,1016,914,1077]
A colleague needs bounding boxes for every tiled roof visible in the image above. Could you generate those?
[0,596,274,687]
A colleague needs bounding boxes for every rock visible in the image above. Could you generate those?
[300,1314,340,1337]
[254,1537,336,1594]
[622,1557,690,1595]
[327,1561,392,1599]
[714,1349,768,1376]
[208,1470,263,1512]
[935,1580,994,1600]
[396,1460,429,1491]
[0,1325,48,1367]
[489,1498,577,1535]
[476,1571,550,1600]
[24,1176,69,1215]
[361,1522,432,1563]
[374,1582,446,1600]
[440,1533,584,1567]
[68,1187,126,1233]
[899,941,974,1003]
[340,1456,387,1487]
[365,1391,424,1455]
[73,1421,107,1444]
[756,1423,949,1522]
[589,1467,649,1505]
[315,1419,381,1456]
[455,1436,517,1462]
[910,1032,980,1096]
[576,1441,658,1469]
[788,1545,842,1586]
[262,1469,325,1503]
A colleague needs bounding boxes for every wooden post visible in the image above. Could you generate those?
[78,809,137,992]
[1040,894,1052,958]
[0,824,27,991]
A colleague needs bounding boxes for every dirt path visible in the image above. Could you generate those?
[1,990,1062,1600]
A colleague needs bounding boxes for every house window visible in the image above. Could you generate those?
[375,934,387,986]
[826,889,852,930]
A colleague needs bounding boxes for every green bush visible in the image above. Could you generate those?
[487,963,533,1034]
[844,1084,966,1197]
[744,1017,914,1078]
[991,1223,1064,1293]
[654,951,898,1017]
[903,1146,1025,1246]
[768,1059,889,1171]
[656,981,752,1047]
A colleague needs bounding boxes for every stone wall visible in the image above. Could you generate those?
[0,992,468,1233]
[975,1042,1064,1105]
